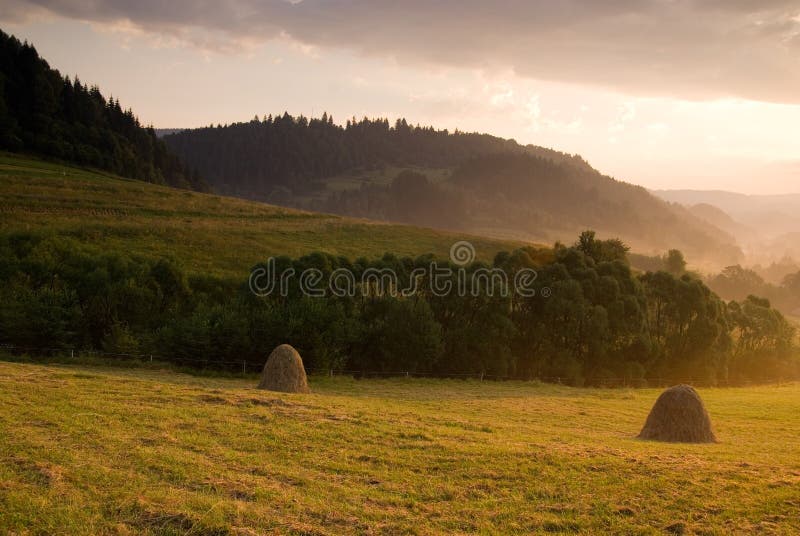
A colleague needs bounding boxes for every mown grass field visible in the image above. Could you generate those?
[0,154,522,279]
[1,360,798,535]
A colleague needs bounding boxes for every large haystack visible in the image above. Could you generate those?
[638,384,716,443]
[257,344,310,394]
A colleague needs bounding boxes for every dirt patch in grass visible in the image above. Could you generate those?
[237,397,291,408]
[7,457,63,487]
[126,509,229,536]
[196,394,231,405]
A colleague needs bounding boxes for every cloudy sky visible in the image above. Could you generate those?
[2,0,799,193]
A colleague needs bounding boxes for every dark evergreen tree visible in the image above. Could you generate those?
[0,29,206,191]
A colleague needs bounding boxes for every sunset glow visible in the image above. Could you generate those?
[3,1,799,193]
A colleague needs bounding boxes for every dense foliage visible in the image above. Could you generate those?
[707,264,800,316]
[163,113,568,199]
[1,230,795,385]
[0,29,205,190]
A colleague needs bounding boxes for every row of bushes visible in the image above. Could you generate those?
[1,231,797,384]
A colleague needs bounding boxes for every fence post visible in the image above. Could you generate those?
[149,354,153,363]
[70,349,74,359]
[242,361,247,375]
[405,371,409,378]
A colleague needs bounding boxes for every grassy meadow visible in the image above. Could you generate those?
[1,360,799,535]
[0,154,522,279]
[3,155,799,535]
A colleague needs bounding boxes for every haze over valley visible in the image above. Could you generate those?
[2,3,800,533]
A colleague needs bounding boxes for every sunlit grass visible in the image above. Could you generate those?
[1,360,798,534]
[0,153,523,279]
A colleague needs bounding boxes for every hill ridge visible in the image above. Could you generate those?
[164,116,742,268]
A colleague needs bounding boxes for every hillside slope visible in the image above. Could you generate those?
[165,116,742,268]
[654,189,800,263]
[0,153,524,279]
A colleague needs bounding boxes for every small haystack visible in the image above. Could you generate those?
[638,384,716,443]
[257,344,310,393]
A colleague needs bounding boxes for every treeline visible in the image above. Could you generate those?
[163,112,582,200]
[707,265,800,315]
[630,253,800,315]
[0,29,205,190]
[1,230,796,384]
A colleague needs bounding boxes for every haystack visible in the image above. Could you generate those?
[257,344,310,393]
[638,384,716,443]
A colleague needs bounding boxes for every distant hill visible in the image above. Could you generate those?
[654,190,800,238]
[685,203,755,243]
[654,189,800,264]
[0,29,205,191]
[163,114,583,199]
[165,115,743,267]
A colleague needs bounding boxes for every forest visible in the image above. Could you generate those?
[163,113,547,199]
[164,114,743,268]
[2,229,795,385]
[0,30,205,190]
